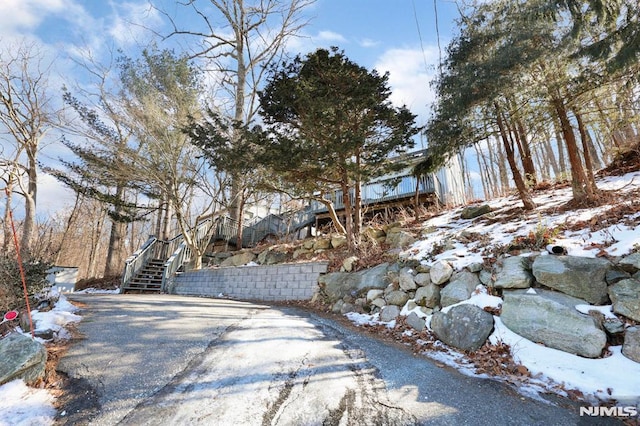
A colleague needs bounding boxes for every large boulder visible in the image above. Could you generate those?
[608,278,640,322]
[319,263,390,302]
[622,327,640,363]
[619,253,640,272]
[501,289,607,358]
[440,271,481,307]
[385,230,416,248]
[0,333,47,385]
[460,204,492,220]
[493,256,533,289]
[220,251,256,267]
[257,249,287,265]
[431,304,494,351]
[430,260,454,285]
[532,255,612,304]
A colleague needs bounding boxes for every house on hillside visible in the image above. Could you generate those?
[312,148,466,224]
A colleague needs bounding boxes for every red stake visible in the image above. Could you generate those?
[4,187,35,339]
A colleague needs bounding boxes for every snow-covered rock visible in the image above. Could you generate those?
[501,289,606,358]
[532,255,611,305]
[608,278,640,322]
[493,256,533,289]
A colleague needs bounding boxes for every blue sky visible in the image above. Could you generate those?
[0,0,462,215]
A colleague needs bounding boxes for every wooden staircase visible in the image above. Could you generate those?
[122,259,165,293]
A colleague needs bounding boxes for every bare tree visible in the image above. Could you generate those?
[0,40,61,259]
[153,0,315,245]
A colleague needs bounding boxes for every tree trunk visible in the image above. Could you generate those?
[495,134,509,194]
[20,148,38,260]
[55,192,83,265]
[340,171,356,252]
[316,196,346,234]
[514,117,537,186]
[88,209,107,278]
[104,183,128,275]
[574,110,599,197]
[552,97,590,203]
[3,181,13,254]
[495,103,536,210]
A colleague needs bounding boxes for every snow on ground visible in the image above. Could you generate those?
[2,171,639,423]
[408,171,640,270]
[0,292,82,425]
[347,170,640,406]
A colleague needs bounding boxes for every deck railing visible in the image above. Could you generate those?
[122,219,213,291]
[122,236,158,291]
[124,172,442,289]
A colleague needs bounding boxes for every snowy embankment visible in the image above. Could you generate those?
[348,170,640,405]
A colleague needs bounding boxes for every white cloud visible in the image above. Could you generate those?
[107,1,163,47]
[373,46,440,125]
[0,0,67,34]
[359,38,379,48]
[315,30,347,43]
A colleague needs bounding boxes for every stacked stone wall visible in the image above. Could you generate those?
[170,262,328,302]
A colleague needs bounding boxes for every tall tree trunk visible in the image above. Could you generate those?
[574,110,599,197]
[552,97,590,203]
[3,180,14,254]
[514,117,537,186]
[495,103,536,210]
[541,129,560,177]
[104,186,127,276]
[340,170,356,252]
[495,134,510,194]
[55,192,83,265]
[553,119,568,177]
[88,208,107,278]
[20,148,38,260]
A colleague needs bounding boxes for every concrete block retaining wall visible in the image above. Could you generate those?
[169,262,329,301]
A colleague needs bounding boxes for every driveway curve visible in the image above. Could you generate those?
[56,294,613,425]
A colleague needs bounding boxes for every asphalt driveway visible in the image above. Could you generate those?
[55,294,613,425]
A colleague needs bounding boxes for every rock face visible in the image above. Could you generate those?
[320,263,390,302]
[493,256,533,289]
[0,333,47,385]
[608,278,640,322]
[440,271,480,307]
[431,304,494,351]
[622,327,640,363]
[532,255,611,304]
[501,289,607,358]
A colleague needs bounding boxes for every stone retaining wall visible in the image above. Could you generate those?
[169,262,329,301]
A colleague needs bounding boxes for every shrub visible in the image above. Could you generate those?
[0,256,51,312]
